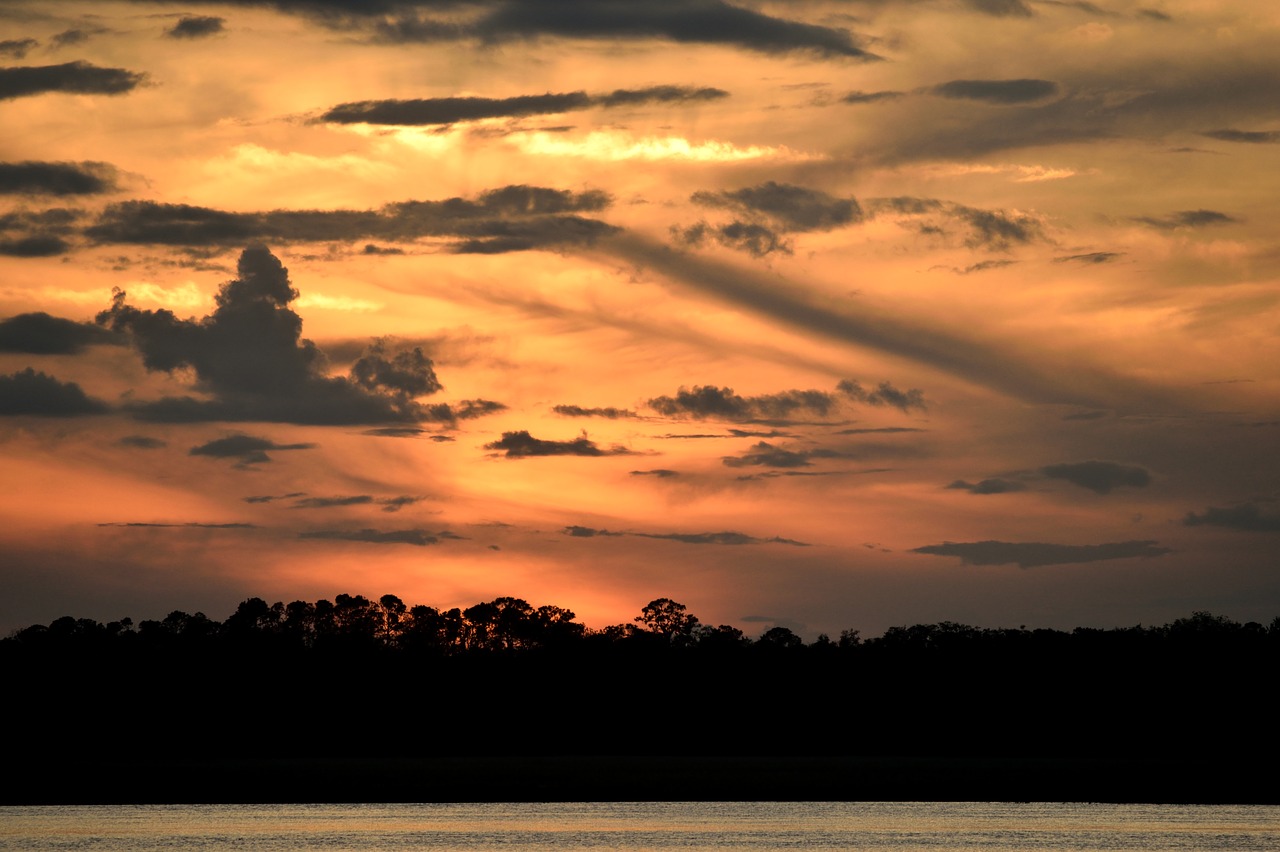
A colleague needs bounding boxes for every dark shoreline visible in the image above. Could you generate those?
[6,755,1276,806]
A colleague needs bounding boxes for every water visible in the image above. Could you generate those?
[1,802,1277,851]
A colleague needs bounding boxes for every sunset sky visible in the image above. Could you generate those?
[2,0,1278,638]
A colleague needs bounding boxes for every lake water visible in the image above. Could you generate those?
[2,802,1278,851]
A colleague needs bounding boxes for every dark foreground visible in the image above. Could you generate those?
[6,755,1276,805]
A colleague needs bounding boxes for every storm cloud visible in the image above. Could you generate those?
[0,61,145,101]
[322,85,727,125]
[0,312,119,354]
[911,539,1171,567]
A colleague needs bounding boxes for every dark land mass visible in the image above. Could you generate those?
[5,596,1278,804]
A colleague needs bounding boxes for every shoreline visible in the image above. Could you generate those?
[6,755,1275,806]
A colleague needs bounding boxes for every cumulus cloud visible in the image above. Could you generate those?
[1183,503,1280,533]
[188,434,316,465]
[322,85,726,125]
[484,430,632,457]
[1040,461,1151,494]
[167,16,226,39]
[911,539,1171,567]
[836,379,926,412]
[0,61,145,101]
[946,478,1027,494]
[0,161,120,196]
[298,528,441,545]
[930,79,1059,104]
[0,312,119,354]
[647,379,926,421]
[0,368,107,416]
[368,0,877,59]
[95,246,496,425]
[82,186,616,253]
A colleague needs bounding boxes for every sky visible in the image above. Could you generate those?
[1,0,1278,638]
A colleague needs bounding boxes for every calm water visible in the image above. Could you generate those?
[2,802,1278,851]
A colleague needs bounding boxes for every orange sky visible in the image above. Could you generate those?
[1,0,1278,637]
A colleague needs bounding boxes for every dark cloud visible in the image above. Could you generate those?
[322,85,726,125]
[930,79,1059,104]
[837,379,926,412]
[1183,503,1280,533]
[1136,9,1172,20]
[1130,210,1237,230]
[835,427,925,434]
[50,29,97,48]
[1054,251,1123,264]
[292,495,375,509]
[553,404,637,418]
[0,161,119,196]
[167,16,226,38]
[118,435,166,449]
[0,39,39,60]
[631,469,679,477]
[946,478,1027,495]
[911,539,1171,568]
[188,434,316,464]
[965,0,1034,15]
[362,243,403,255]
[953,259,1018,275]
[379,495,423,512]
[82,186,616,253]
[97,522,256,529]
[691,182,862,232]
[721,441,843,469]
[0,61,145,101]
[0,236,71,257]
[841,90,904,104]
[561,525,807,545]
[369,0,877,59]
[243,492,306,504]
[1040,461,1151,494]
[298,528,441,546]
[1201,129,1280,144]
[866,197,1046,251]
[648,384,837,421]
[484,430,631,457]
[95,246,491,425]
[672,221,791,258]
[0,368,107,416]
[0,312,119,354]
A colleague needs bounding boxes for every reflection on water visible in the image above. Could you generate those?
[1,802,1278,851]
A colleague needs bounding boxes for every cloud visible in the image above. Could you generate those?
[167,16,226,39]
[952,259,1018,275]
[721,441,843,469]
[188,434,316,464]
[1054,251,1123,264]
[0,312,119,354]
[291,495,375,509]
[370,0,877,59]
[866,197,1046,251]
[835,427,925,435]
[946,478,1027,494]
[97,522,256,529]
[562,525,808,546]
[552,404,637,418]
[673,220,790,257]
[321,85,727,125]
[1183,503,1280,533]
[82,186,616,253]
[0,236,71,257]
[1040,461,1151,494]
[298,528,441,545]
[0,61,145,101]
[0,368,108,416]
[837,379,926,412]
[0,39,39,60]
[1201,129,1280,144]
[648,384,835,421]
[691,182,863,232]
[95,246,497,425]
[484,430,631,457]
[118,435,166,449]
[911,539,1171,567]
[631,469,679,477]
[1130,210,1238,230]
[0,161,119,196]
[930,79,1059,104]
[841,90,904,104]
